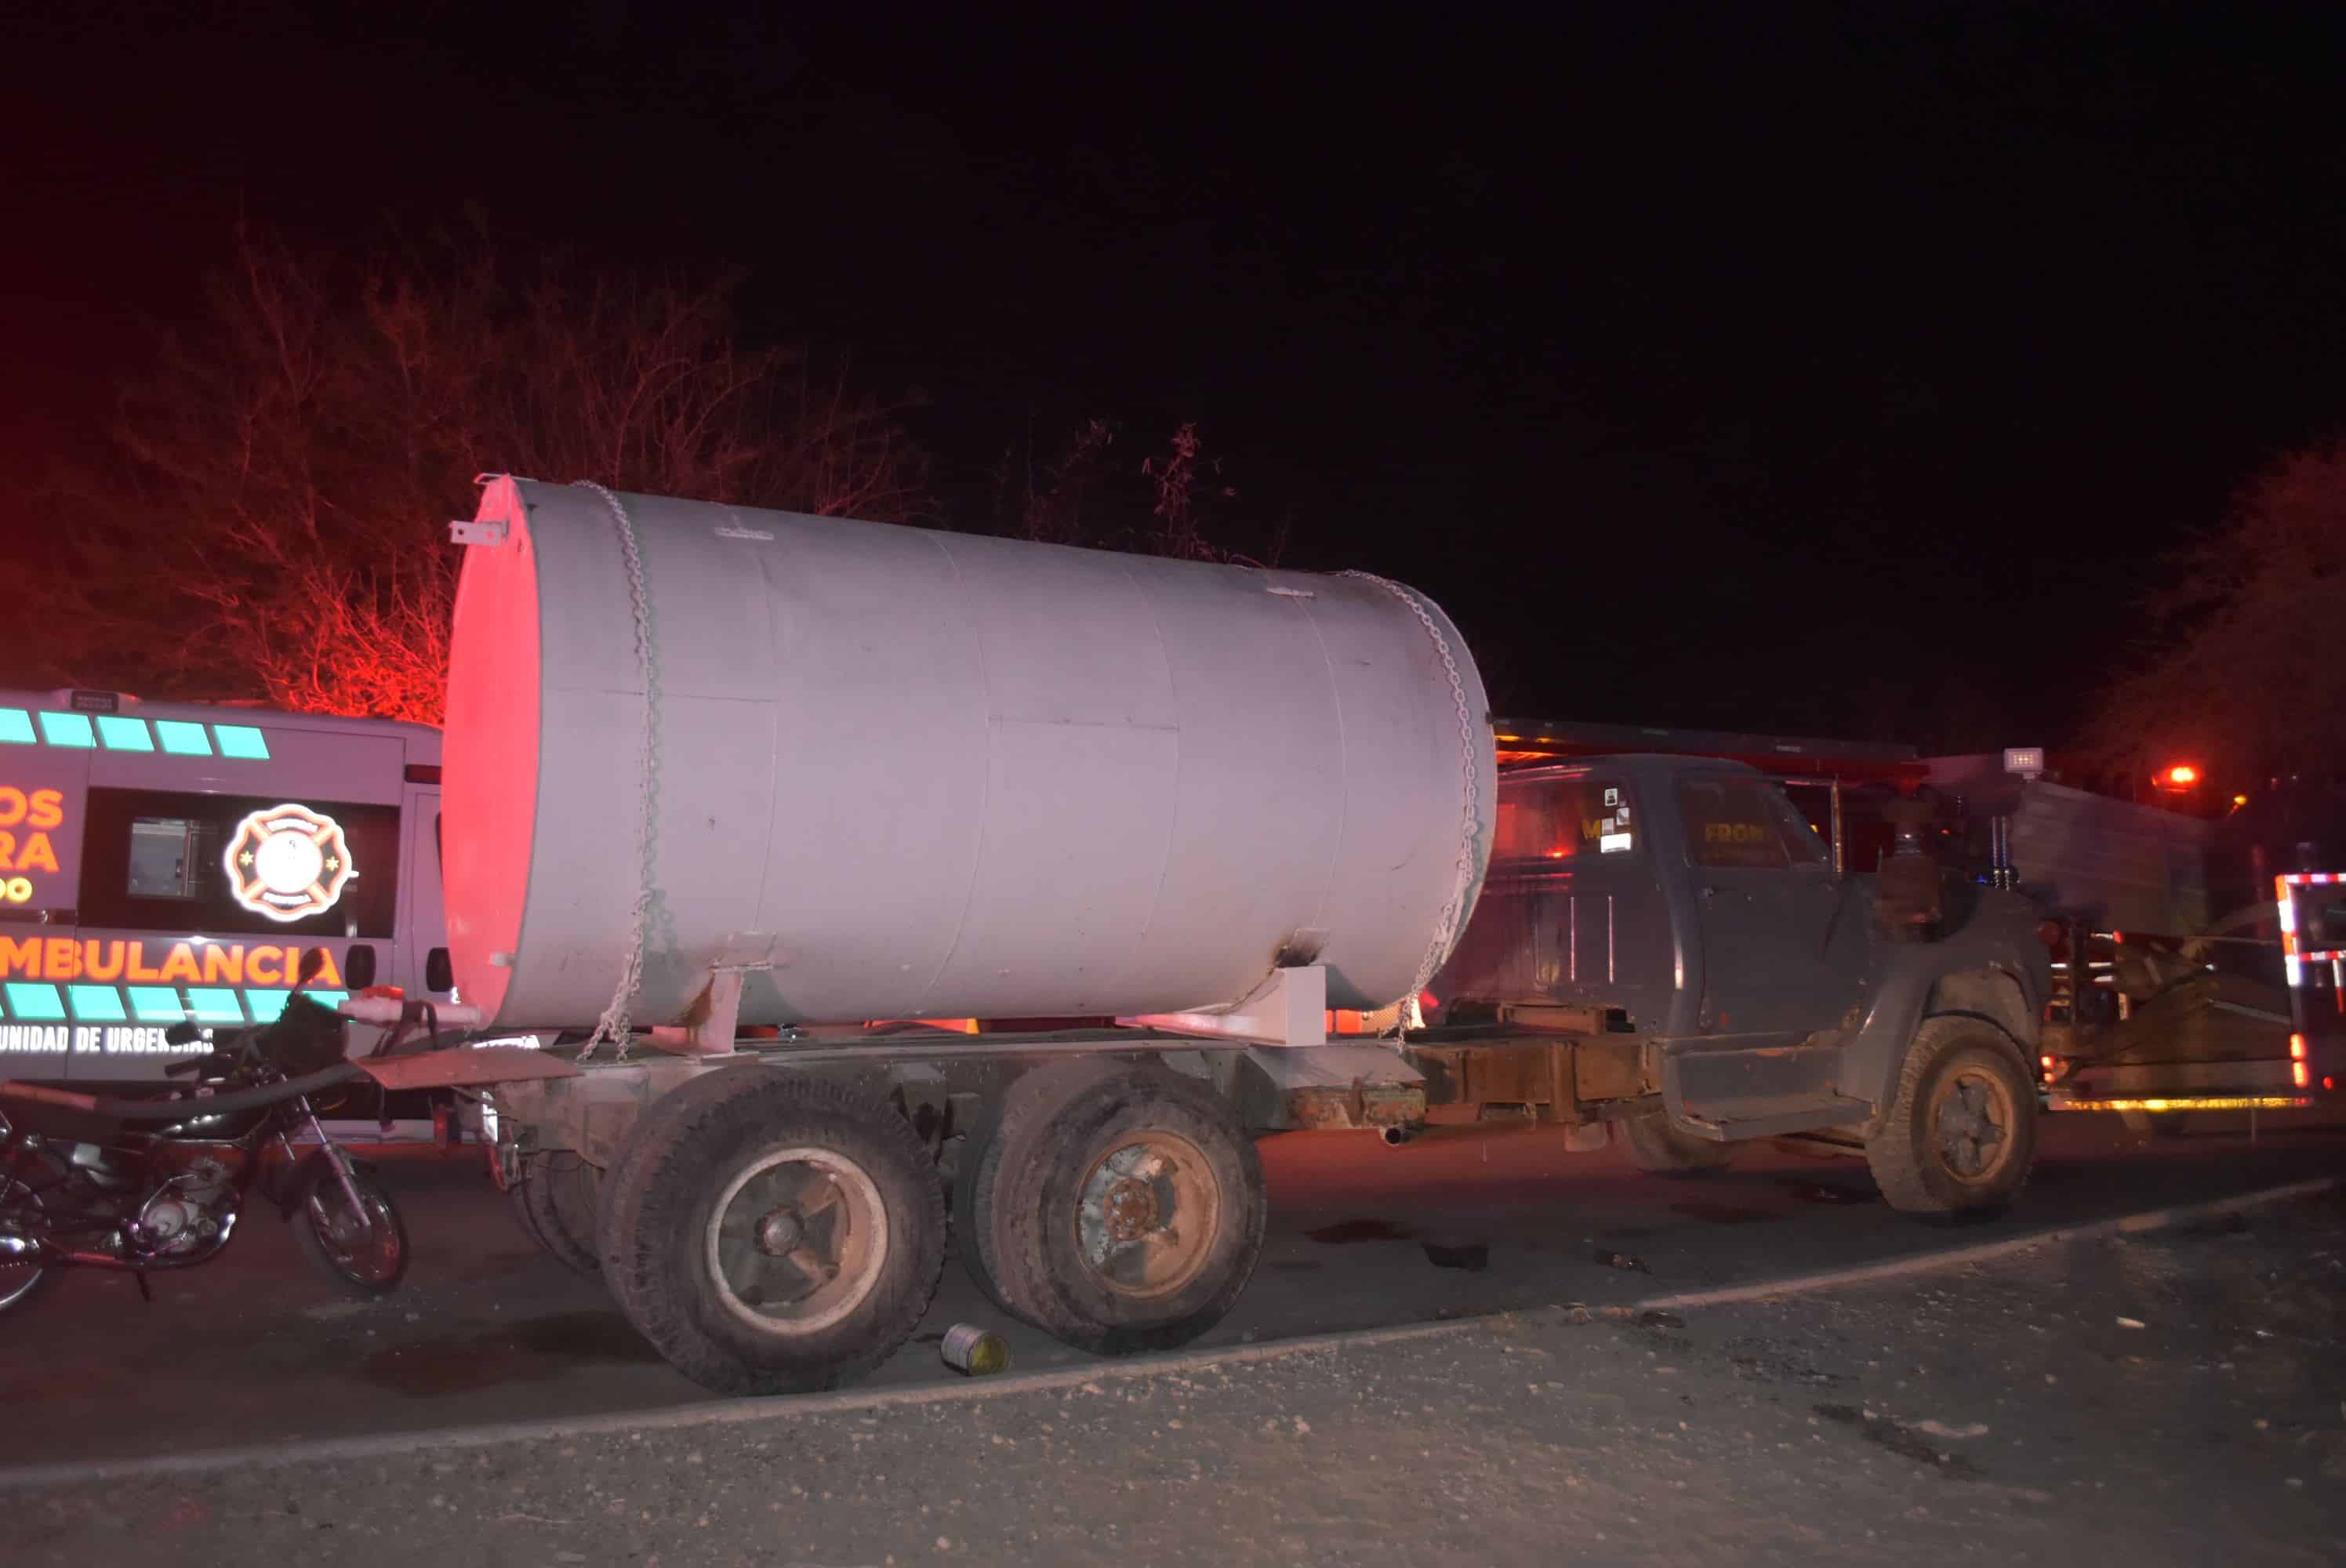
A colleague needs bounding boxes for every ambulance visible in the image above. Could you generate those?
[0,689,451,1084]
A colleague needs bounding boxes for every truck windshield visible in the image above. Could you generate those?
[1494,774,1636,862]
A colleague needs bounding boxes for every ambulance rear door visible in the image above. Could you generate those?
[0,698,97,1081]
[67,708,406,1083]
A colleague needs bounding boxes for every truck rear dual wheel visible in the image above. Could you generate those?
[1866,1018,2037,1217]
[510,1151,604,1279]
[956,1059,1266,1356]
[597,1067,945,1395]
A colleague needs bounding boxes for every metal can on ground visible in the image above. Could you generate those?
[940,1323,1011,1376]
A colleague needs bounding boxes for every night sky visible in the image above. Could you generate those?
[8,3,2343,748]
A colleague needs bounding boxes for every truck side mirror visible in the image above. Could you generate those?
[164,1021,202,1046]
[296,946,331,986]
[1876,798,1943,942]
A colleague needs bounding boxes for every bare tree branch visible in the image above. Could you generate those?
[53,227,931,721]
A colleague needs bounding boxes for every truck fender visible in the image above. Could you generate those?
[1838,963,2039,1126]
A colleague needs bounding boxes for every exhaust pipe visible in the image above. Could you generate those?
[1379,1124,1416,1147]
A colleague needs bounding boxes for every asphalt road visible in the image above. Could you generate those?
[4,1103,2341,1473]
[12,1184,2344,1566]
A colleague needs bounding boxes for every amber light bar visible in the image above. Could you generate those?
[2050,1094,2313,1113]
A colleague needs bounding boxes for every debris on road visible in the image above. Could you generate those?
[1421,1240,1490,1271]
[940,1324,1011,1376]
[1593,1249,1651,1273]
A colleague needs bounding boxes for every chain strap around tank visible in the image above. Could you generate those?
[1336,571,1483,1032]
[576,481,659,1062]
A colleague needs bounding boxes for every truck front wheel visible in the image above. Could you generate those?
[1865,1018,2036,1218]
[598,1069,945,1395]
[958,1060,1266,1355]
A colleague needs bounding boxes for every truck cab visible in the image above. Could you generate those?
[1419,752,2054,1214]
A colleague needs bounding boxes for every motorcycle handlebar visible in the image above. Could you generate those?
[52,1062,369,1121]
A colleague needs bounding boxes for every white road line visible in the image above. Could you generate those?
[1633,1174,2341,1311]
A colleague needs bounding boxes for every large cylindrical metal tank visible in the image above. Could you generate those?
[442,477,1494,1032]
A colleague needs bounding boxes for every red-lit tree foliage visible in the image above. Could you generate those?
[56,226,928,722]
[2085,440,2346,778]
[994,419,1276,565]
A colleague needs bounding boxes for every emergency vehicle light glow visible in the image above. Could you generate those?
[37,713,94,747]
[4,983,65,1019]
[2055,1095,2311,1113]
[0,710,270,759]
[156,720,210,757]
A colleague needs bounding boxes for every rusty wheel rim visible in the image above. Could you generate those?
[1073,1131,1218,1301]
[1928,1066,2017,1187]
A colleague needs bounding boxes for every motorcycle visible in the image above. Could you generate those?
[0,949,408,1313]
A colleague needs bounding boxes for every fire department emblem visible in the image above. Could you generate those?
[223,803,355,923]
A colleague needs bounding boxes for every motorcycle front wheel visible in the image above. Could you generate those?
[0,1149,64,1316]
[293,1160,410,1298]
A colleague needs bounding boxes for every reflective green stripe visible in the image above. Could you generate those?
[4,982,67,1020]
[66,985,128,1022]
[36,712,95,747]
[5,985,349,1026]
[0,709,33,744]
[127,986,184,1022]
[154,720,211,756]
[185,987,243,1022]
[212,724,270,760]
[240,988,344,1020]
[96,715,154,751]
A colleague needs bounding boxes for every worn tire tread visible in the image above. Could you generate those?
[966,1060,1265,1356]
[515,1152,603,1279]
[599,1069,944,1396]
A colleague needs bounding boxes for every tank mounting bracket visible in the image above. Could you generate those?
[1121,964,1329,1048]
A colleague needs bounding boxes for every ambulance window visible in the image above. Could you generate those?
[78,788,401,938]
[127,818,203,898]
